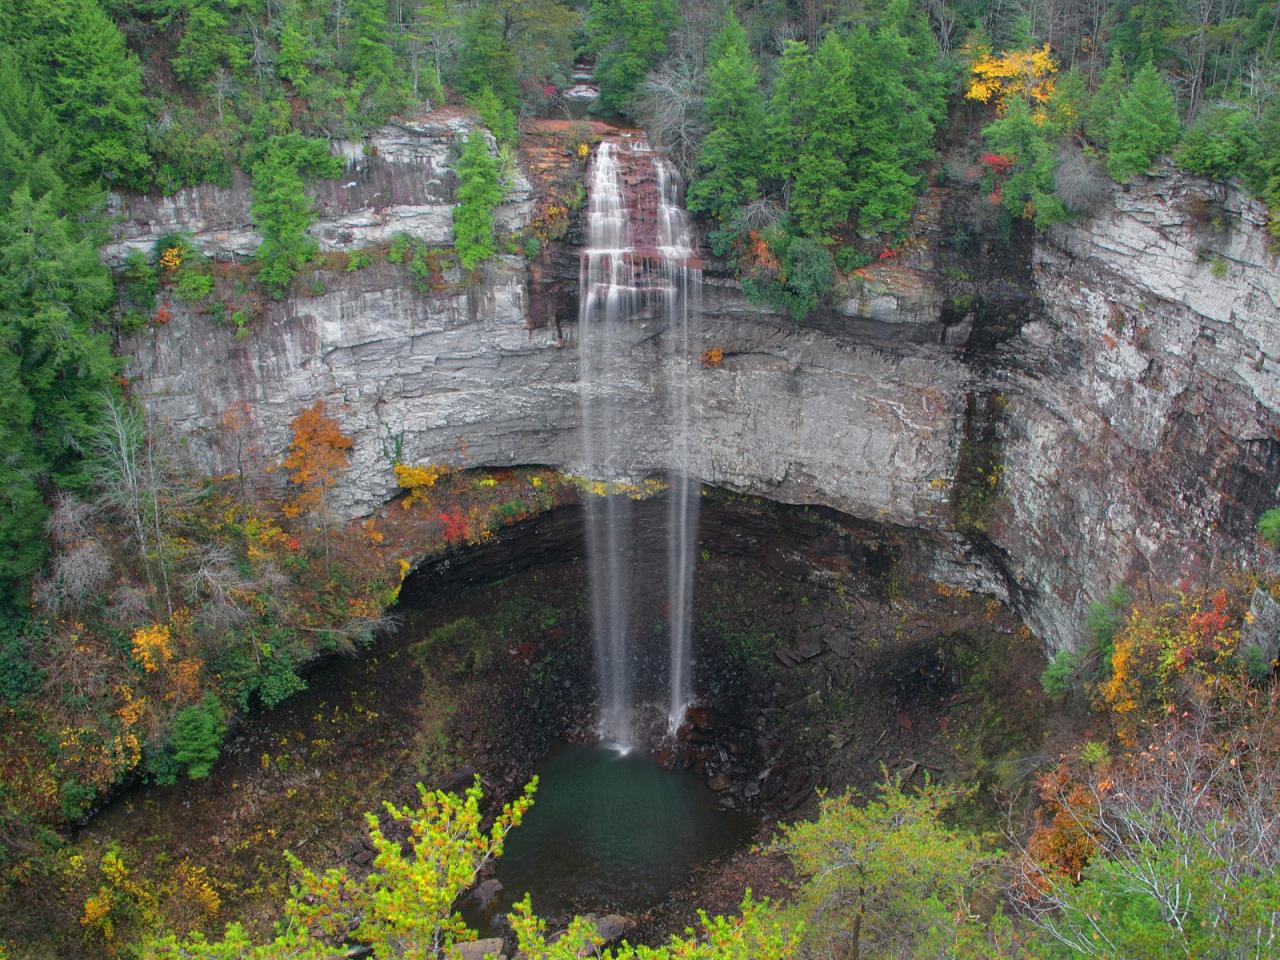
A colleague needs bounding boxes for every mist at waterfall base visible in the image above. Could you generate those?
[461,743,754,930]
[579,138,702,749]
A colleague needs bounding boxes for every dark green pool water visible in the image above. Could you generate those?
[464,742,755,929]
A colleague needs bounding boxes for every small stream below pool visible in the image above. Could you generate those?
[462,741,756,932]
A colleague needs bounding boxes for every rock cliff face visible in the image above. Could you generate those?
[117,115,1280,650]
[103,112,534,268]
[995,171,1279,644]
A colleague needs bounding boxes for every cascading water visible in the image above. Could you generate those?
[655,158,701,730]
[578,138,702,747]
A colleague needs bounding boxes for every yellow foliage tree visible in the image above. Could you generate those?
[394,462,446,508]
[130,623,173,673]
[966,44,1057,115]
[1098,586,1246,743]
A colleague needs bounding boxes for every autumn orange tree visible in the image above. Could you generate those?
[281,402,353,569]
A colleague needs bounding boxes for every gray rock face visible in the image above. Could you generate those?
[118,117,1280,652]
[102,112,533,267]
[997,169,1279,645]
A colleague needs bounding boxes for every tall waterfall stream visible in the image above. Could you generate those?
[578,138,702,748]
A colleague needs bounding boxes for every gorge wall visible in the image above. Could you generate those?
[116,113,1280,650]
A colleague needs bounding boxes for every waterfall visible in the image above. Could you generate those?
[578,139,702,747]
[655,157,701,730]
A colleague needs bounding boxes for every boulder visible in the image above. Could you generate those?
[453,938,506,960]
[468,878,503,909]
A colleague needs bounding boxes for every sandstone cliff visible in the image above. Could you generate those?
[115,115,1280,650]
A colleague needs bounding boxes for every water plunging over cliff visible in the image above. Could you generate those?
[578,138,702,747]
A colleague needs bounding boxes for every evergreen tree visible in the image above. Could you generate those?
[17,0,152,188]
[348,0,404,116]
[793,32,860,237]
[1176,108,1256,181]
[276,7,316,91]
[1084,52,1127,147]
[0,185,117,485]
[763,40,816,191]
[470,86,518,149]
[456,5,519,111]
[584,0,677,116]
[173,1,250,85]
[1107,62,1180,182]
[0,49,72,213]
[844,20,936,235]
[0,347,45,604]
[453,131,503,270]
[251,135,345,296]
[0,181,117,603]
[685,11,765,229]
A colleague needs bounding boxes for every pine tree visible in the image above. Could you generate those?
[844,20,937,235]
[251,135,344,296]
[453,131,503,270]
[0,49,72,212]
[1107,61,1180,182]
[763,40,816,191]
[685,11,765,228]
[793,32,861,237]
[456,5,519,111]
[348,0,404,116]
[0,348,45,604]
[20,0,152,188]
[1084,52,1127,146]
[0,185,116,484]
[173,1,250,85]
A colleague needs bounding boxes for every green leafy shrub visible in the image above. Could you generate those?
[413,616,493,675]
[408,246,437,292]
[1258,507,1280,547]
[121,250,157,308]
[257,660,307,709]
[741,228,834,321]
[171,695,226,779]
[346,250,372,272]
[119,309,150,332]
[0,620,39,706]
[173,268,215,302]
[1040,648,1081,700]
[1087,584,1132,666]
[58,778,96,821]
[1242,643,1273,682]
[1078,739,1110,767]
[388,232,412,264]
[470,86,517,148]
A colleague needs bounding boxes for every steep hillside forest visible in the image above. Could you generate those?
[1,0,1279,957]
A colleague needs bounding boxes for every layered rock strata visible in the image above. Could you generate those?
[117,115,1280,650]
